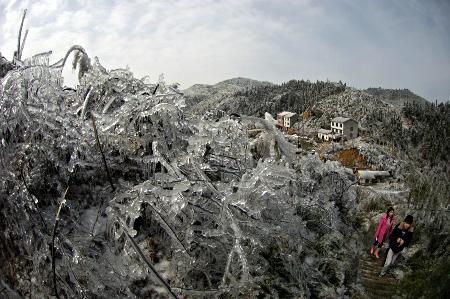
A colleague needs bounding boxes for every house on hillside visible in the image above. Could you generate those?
[330,117,359,139]
[277,111,298,131]
[317,116,358,141]
[277,112,288,127]
[317,129,340,141]
[356,170,391,185]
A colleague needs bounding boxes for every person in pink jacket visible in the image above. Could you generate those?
[370,207,395,258]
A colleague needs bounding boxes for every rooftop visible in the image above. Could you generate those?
[318,129,332,134]
[331,116,356,123]
[284,112,297,118]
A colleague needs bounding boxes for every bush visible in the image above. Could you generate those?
[396,249,450,298]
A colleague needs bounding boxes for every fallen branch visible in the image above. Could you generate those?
[52,187,69,299]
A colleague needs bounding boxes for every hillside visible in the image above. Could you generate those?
[183,79,447,161]
[183,79,399,136]
[183,77,274,112]
[184,79,430,119]
[184,78,347,117]
[365,87,428,108]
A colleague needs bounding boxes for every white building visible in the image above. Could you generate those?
[284,112,298,128]
[317,129,335,141]
[277,111,289,128]
[277,111,298,130]
[330,117,358,139]
[317,129,341,141]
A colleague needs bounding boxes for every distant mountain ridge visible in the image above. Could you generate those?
[183,78,428,117]
[183,77,346,117]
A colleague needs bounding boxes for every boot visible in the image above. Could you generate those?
[379,265,389,277]
[370,245,375,255]
[374,248,380,258]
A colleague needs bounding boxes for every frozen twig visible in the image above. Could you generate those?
[80,86,92,119]
[146,200,192,257]
[52,187,69,299]
[55,45,87,68]
[152,83,159,95]
[20,165,48,233]
[117,217,179,299]
[91,114,115,191]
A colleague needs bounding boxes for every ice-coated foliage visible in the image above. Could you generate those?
[0,51,362,298]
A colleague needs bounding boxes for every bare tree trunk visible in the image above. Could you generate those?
[19,29,28,60]
[16,9,27,60]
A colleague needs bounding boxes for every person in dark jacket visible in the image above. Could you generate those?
[380,215,414,276]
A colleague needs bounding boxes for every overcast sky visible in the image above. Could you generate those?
[1,0,449,102]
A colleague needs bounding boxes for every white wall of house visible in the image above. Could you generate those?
[318,133,332,141]
[277,113,287,127]
[284,118,290,128]
[331,121,344,135]
[281,113,298,129]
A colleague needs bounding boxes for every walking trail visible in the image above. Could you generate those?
[358,249,398,298]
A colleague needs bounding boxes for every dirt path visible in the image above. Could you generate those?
[358,250,398,298]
